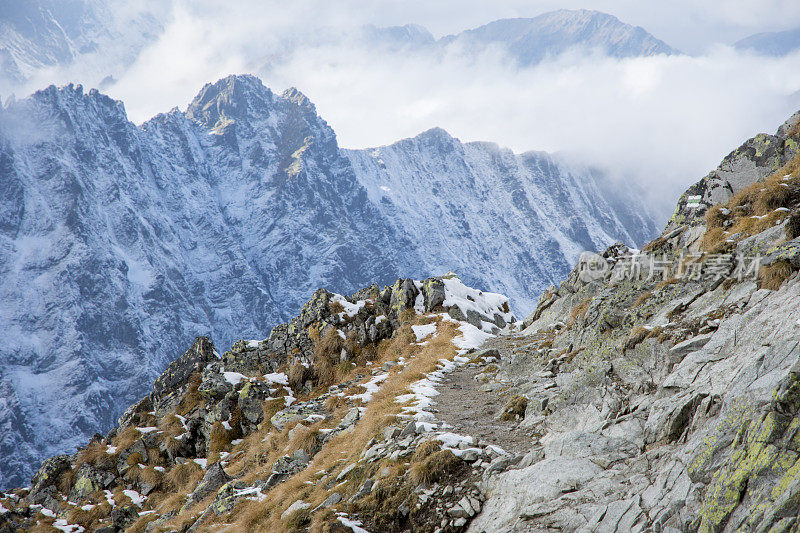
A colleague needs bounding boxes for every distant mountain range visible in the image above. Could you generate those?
[0,3,679,95]
[436,10,678,65]
[734,27,800,56]
[0,74,656,488]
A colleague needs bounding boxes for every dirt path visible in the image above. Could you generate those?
[434,335,542,456]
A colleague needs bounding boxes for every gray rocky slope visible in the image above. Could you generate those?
[465,109,800,531]
[0,75,653,489]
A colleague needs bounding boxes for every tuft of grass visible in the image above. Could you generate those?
[286,508,311,531]
[568,297,591,326]
[114,426,142,451]
[411,440,441,462]
[704,205,727,228]
[624,326,649,351]
[500,395,528,421]
[759,260,794,290]
[632,291,653,308]
[408,449,461,485]
[208,421,232,462]
[140,465,164,489]
[177,372,204,416]
[165,461,203,492]
[285,423,320,456]
[289,362,312,391]
[314,328,343,387]
[700,227,731,254]
[642,235,667,253]
[75,441,116,470]
[328,300,345,315]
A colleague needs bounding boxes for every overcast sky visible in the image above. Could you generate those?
[12,0,800,221]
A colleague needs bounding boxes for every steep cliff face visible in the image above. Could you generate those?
[0,75,654,489]
[346,129,656,313]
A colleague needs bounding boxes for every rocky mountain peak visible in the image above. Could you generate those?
[281,86,316,113]
[186,74,275,130]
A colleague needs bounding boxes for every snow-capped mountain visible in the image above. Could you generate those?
[438,9,679,65]
[734,27,800,57]
[345,129,655,313]
[0,75,654,489]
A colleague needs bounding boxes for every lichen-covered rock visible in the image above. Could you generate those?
[184,463,231,510]
[270,398,328,432]
[390,278,419,315]
[27,455,70,501]
[422,277,446,312]
[111,505,138,529]
[152,337,218,402]
[762,237,800,268]
[238,381,270,427]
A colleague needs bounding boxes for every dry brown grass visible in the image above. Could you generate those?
[75,441,117,470]
[328,300,345,314]
[165,461,203,492]
[704,205,727,229]
[159,413,187,439]
[408,449,461,485]
[126,512,160,533]
[632,291,653,308]
[700,227,731,253]
[177,372,204,416]
[500,395,529,421]
[140,465,164,488]
[114,426,142,451]
[285,423,320,456]
[289,362,312,390]
[314,328,343,387]
[624,326,650,351]
[700,154,800,248]
[27,515,57,532]
[642,235,667,253]
[208,421,232,457]
[568,297,591,327]
[65,500,113,530]
[286,508,312,531]
[759,260,794,290]
[411,440,441,462]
